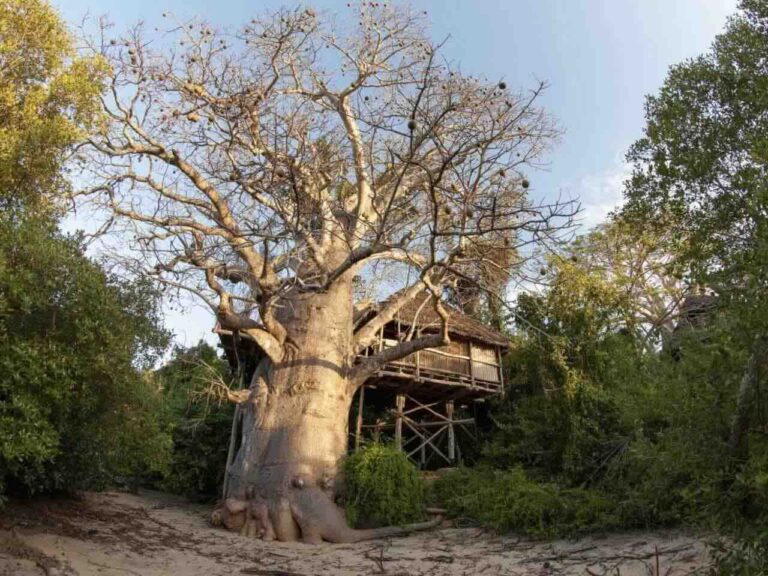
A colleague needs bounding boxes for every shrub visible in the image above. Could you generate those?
[162,406,233,498]
[709,532,768,576]
[432,466,619,538]
[343,444,425,528]
[0,217,171,498]
[156,342,234,498]
[484,381,628,487]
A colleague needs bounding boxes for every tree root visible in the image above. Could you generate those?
[212,483,441,544]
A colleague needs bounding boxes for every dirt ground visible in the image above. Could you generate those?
[0,489,712,576]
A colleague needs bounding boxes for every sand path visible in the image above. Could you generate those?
[0,490,710,575]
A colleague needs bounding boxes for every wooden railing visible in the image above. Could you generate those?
[371,337,503,392]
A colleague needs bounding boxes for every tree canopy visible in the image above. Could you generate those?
[79,5,574,373]
[624,0,768,309]
[0,0,105,216]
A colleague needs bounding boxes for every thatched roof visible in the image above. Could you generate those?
[216,291,511,356]
[359,291,510,349]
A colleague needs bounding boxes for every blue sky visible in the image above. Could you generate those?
[55,0,738,347]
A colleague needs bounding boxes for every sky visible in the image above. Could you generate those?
[54,0,738,348]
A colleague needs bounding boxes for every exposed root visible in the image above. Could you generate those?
[212,481,441,544]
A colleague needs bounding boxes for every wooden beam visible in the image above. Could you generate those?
[468,341,475,388]
[395,394,405,451]
[497,346,506,398]
[354,385,365,452]
[447,401,455,462]
[406,426,450,463]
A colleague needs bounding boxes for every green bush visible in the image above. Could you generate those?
[709,531,768,576]
[0,217,171,498]
[162,405,233,498]
[432,466,619,538]
[484,381,627,487]
[156,342,235,499]
[343,444,425,528]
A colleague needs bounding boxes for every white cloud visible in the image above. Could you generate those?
[568,161,631,232]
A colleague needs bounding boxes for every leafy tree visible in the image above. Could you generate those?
[563,218,688,348]
[0,217,171,497]
[0,0,105,216]
[78,5,574,541]
[0,0,170,501]
[623,0,768,327]
[623,0,768,452]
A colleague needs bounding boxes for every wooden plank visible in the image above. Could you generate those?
[404,395,452,421]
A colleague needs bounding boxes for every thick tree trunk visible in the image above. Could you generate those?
[212,277,441,543]
[220,277,356,540]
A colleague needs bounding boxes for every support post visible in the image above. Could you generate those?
[446,400,455,462]
[468,342,475,388]
[395,394,405,451]
[419,420,427,468]
[497,345,506,397]
[355,385,365,452]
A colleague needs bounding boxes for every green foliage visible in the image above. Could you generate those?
[156,342,234,498]
[432,467,619,538]
[0,0,171,502]
[709,532,768,576]
[0,0,106,217]
[484,383,627,487]
[343,444,425,528]
[623,0,768,326]
[0,216,171,496]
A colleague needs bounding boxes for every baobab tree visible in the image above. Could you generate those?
[79,4,574,542]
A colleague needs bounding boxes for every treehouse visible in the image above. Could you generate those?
[216,291,509,471]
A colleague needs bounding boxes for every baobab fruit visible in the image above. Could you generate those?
[498,81,506,90]
[571,255,578,262]
[110,39,116,45]
[540,267,547,276]
[407,119,416,131]
[522,179,530,189]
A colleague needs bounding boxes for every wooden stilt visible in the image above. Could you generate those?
[354,385,365,452]
[395,394,405,451]
[446,401,455,462]
[420,421,426,468]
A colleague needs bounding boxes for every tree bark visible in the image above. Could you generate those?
[222,276,357,541]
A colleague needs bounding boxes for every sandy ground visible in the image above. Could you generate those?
[0,489,712,576]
